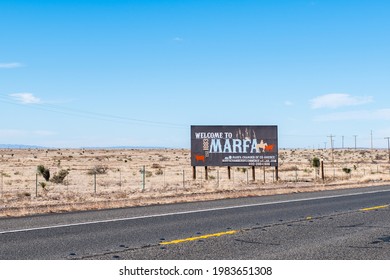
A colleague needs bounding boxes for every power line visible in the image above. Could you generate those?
[0,96,187,129]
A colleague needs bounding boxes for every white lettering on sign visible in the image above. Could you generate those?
[195,132,224,139]
[209,139,268,154]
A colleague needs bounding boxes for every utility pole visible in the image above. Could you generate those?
[371,130,373,149]
[353,135,358,150]
[385,137,390,163]
[328,135,335,165]
[328,135,336,179]
[342,136,344,149]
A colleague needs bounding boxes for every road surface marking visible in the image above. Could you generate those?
[1,189,390,235]
[360,205,389,212]
[160,230,238,245]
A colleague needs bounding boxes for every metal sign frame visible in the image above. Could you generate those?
[191,125,278,167]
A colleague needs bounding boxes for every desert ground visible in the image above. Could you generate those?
[1,148,390,217]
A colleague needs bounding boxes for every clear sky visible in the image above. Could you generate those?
[1,0,390,149]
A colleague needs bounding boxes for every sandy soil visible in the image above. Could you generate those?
[1,148,390,217]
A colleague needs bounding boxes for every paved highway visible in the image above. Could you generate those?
[1,185,390,259]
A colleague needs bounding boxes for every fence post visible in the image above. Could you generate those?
[183,170,185,189]
[275,166,279,181]
[217,169,220,188]
[142,165,146,191]
[163,167,166,189]
[1,171,3,198]
[66,173,69,193]
[263,166,266,183]
[36,173,38,197]
[94,173,97,194]
[119,169,122,189]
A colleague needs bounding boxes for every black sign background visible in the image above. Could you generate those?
[191,125,278,167]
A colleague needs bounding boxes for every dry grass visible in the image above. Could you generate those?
[1,148,390,217]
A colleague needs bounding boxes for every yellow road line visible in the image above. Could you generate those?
[160,230,238,245]
[360,205,389,212]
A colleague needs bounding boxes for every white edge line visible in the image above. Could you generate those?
[1,189,389,235]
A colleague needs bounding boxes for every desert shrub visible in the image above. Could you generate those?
[17,192,31,198]
[151,163,162,169]
[375,154,385,160]
[39,182,47,189]
[37,165,45,174]
[342,167,351,174]
[1,172,11,178]
[237,167,247,173]
[51,169,69,184]
[87,165,108,175]
[281,166,298,172]
[43,169,50,181]
[139,169,153,178]
[155,169,164,175]
[37,165,50,181]
[159,156,170,162]
[311,157,321,168]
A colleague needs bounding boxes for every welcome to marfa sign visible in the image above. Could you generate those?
[191,125,278,167]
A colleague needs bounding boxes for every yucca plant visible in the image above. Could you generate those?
[37,165,50,181]
[51,169,69,184]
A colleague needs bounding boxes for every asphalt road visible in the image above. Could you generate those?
[1,185,390,260]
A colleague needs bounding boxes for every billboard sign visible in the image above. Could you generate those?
[191,125,278,167]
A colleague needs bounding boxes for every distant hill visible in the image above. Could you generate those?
[0,144,46,149]
[0,144,169,150]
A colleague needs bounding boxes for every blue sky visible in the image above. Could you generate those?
[1,0,390,148]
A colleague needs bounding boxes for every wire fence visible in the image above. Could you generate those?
[1,148,390,201]
[1,162,390,199]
